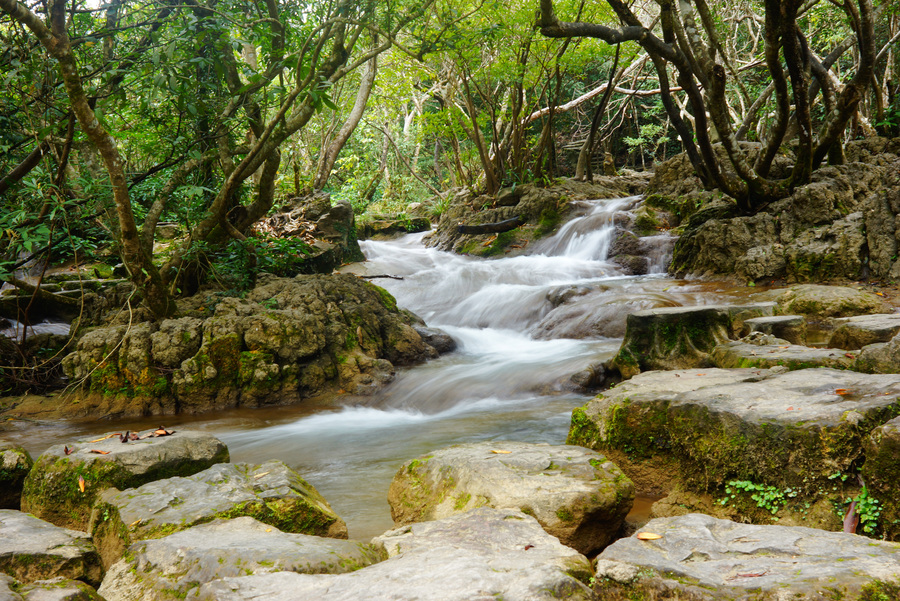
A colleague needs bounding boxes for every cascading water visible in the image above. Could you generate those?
[4,196,744,539]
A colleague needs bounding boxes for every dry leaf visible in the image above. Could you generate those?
[253,471,271,479]
[636,532,663,540]
[89,433,119,443]
[266,528,272,532]
[787,407,794,411]
[844,353,855,359]
[524,544,534,550]
[78,476,86,493]
[64,446,73,456]
[835,389,850,396]
[90,449,111,455]
[876,292,885,296]
[491,450,512,454]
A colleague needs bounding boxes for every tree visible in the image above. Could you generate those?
[539,0,883,214]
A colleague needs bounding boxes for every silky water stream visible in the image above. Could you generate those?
[7,196,753,540]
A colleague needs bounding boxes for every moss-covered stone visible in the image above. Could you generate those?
[0,443,33,509]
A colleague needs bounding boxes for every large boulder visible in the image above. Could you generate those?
[90,461,347,569]
[610,303,774,378]
[856,333,900,373]
[0,510,102,587]
[593,513,900,600]
[388,441,634,555]
[754,284,894,318]
[862,416,900,540]
[60,274,436,417]
[21,430,228,531]
[97,517,382,601]
[740,314,807,345]
[568,368,900,497]
[829,313,900,350]
[191,508,594,601]
[0,442,32,509]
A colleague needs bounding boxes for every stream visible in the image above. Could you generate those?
[6,196,754,540]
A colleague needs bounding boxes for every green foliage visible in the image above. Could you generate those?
[187,236,314,291]
[719,480,798,516]
[845,486,883,535]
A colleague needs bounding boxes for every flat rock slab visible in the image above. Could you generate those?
[741,314,807,345]
[0,510,102,587]
[388,441,634,555]
[568,367,900,493]
[98,517,382,601]
[21,430,228,531]
[753,284,893,318]
[16,578,104,601]
[611,303,775,378]
[0,443,32,509]
[191,508,593,601]
[711,340,857,370]
[90,460,347,568]
[830,313,900,349]
[594,513,900,600]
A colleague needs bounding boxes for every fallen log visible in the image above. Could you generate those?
[457,216,524,235]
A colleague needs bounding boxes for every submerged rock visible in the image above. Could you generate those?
[0,510,102,587]
[60,274,437,417]
[21,430,228,531]
[568,368,900,496]
[98,517,381,601]
[192,508,593,601]
[90,461,346,569]
[388,441,634,555]
[0,442,32,509]
[594,513,900,600]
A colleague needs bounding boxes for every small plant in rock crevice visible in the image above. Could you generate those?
[718,480,798,517]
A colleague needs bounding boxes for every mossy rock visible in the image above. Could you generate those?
[0,443,33,509]
[21,430,228,531]
[88,461,347,569]
[862,416,900,540]
[710,339,857,371]
[753,284,893,319]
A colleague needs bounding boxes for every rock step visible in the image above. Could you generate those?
[741,314,807,345]
[830,313,900,350]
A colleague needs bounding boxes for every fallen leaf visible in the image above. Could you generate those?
[491,450,512,454]
[89,433,120,443]
[696,373,705,376]
[90,449,111,454]
[876,292,885,296]
[636,532,663,540]
[253,471,271,479]
[266,528,272,532]
[843,501,859,534]
[130,520,142,527]
[844,353,855,359]
[524,544,534,550]
[78,476,86,493]
[64,446,73,455]
[787,407,794,411]
[835,389,850,396]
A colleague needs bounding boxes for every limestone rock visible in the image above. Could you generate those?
[0,443,32,509]
[21,430,228,531]
[829,313,900,350]
[753,284,893,318]
[411,326,456,354]
[16,578,104,601]
[61,274,435,416]
[711,339,857,370]
[358,216,431,240]
[97,517,382,601]
[89,461,346,569]
[856,334,900,373]
[610,304,774,378]
[0,510,102,587]
[192,508,593,601]
[388,442,634,555]
[741,314,807,345]
[862,416,900,540]
[594,513,900,600]
[568,368,900,495]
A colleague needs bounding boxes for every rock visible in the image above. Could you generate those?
[611,254,649,275]
[741,314,807,345]
[388,442,634,555]
[568,367,900,496]
[608,229,644,256]
[0,510,102,587]
[358,216,431,240]
[411,325,456,354]
[753,284,893,318]
[61,274,435,416]
[90,460,346,569]
[97,517,382,601]
[569,361,618,391]
[21,430,228,531]
[0,443,32,509]
[829,313,900,350]
[610,303,774,378]
[16,578,104,600]
[862,416,900,540]
[711,338,857,370]
[191,508,593,601]
[593,513,900,600]
[856,334,900,373]
[315,199,365,263]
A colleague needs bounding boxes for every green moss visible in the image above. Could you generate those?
[454,492,472,510]
[361,281,398,312]
[534,207,561,238]
[480,230,517,257]
[555,507,574,522]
